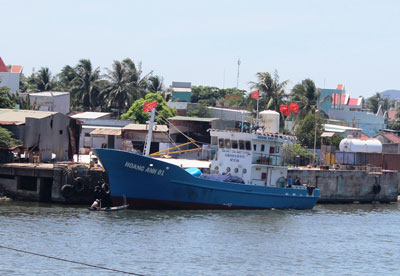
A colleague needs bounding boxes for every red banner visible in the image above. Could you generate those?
[251,90,259,99]
[289,103,299,113]
[280,104,290,116]
[143,101,157,112]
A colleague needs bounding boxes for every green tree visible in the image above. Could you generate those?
[58,59,103,111]
[249,71,289,112]
[218,88,247,107]
[0,87,14,108]
[148,75,164,93]
[186,103,212,117]
[294,112,323,148]
[121,58,150,100]
[190,86,224,106]
[100,60,135,113]
[282,143,313,165]
[0,126,21,148]
[121,93,176,124]
[290,79,321,121]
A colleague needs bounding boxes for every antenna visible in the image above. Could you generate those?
[236,58,241,88]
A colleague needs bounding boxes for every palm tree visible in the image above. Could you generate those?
[365,92,381,114]
[148,75,164,93]
[100,58,154,113]
[70,59,101,111]
[121,58,150,100]
[100,60,134,113]
[290,79,321,121]
[249,71,288,112]
[28,67,56,92]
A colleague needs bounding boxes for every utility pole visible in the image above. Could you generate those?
[236,59,241,89]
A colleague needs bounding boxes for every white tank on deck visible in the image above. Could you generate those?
[259,110,280,133]
[339,137,382,153]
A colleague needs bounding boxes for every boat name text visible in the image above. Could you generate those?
[124,162,165,176]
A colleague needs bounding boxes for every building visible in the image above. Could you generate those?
[29,91,70,114]
[0,109,80,161]
[122,123,169,154]
[71,112,134,152]
[0,57,23,93]
[171,82,191,102]
[318,84,385,137]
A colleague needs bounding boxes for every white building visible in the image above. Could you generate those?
[29,91,70,114]
[0,57,22,93]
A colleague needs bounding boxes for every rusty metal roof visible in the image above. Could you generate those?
[123,124,168,132]
[0,109,57,125]
[90,128,122,136]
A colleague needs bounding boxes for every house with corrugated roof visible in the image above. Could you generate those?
[0,57,23,93]
[0,109,80,161]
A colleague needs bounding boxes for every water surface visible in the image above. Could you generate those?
[0,201,399,276]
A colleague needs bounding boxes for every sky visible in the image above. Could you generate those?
[2,0,400,98]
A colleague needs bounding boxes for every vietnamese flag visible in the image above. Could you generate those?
[143,101,158,112]
[251,90,259,99]
[280,104,290,116]
[289,103,299,113]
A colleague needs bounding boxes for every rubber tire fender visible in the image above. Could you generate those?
[101,183,110,195]
[61,184,75,198]
[74,177,85,193]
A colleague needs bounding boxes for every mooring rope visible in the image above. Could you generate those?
[0,245,147,276]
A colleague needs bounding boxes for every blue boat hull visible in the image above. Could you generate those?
[94,149,320,210]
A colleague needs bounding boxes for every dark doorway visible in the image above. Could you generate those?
[107,135,115,149]
[39,178,53,202]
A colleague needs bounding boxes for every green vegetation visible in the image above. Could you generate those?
[290,79,321,121]
[121,93,176,124]
[186,103,211,118]
[0,127,21,148]
[294,112,323,148]
[0,87,14,108]
[249,71,288,113]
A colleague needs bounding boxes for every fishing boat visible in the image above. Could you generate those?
[94,109,320,210]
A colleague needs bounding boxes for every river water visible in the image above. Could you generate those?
[0,201,399,276]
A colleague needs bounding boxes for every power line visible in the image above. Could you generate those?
[0,245,148,276]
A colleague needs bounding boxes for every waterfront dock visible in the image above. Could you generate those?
[0,161,108,204]
[288,167,399,203]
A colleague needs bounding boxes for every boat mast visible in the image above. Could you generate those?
[144,107,156,156]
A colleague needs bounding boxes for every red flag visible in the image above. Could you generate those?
[289,103,299,113]
[280,104,290,116]
[251,90,259,99]
[143,101,158,112]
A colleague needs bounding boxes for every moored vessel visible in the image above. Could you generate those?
[94,109,320,210]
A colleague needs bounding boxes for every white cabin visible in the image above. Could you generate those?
[210,130,288,187]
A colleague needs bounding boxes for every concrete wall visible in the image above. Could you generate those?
[24,113,70,161]
[288,168,398,203]
[0,72,20,93]
[382,143,400,154]
[29,93,70,114]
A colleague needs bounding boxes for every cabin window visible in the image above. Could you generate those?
[211,137,218,145]
[232,140,238,149]
[253,144,257,151]
[270,146,275,154]
[224,139,231,149]
[239,140,245,150]
[261,144,265,152]
[218,138,224,148]
[245,141,251,150]
[276,146,280,153]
